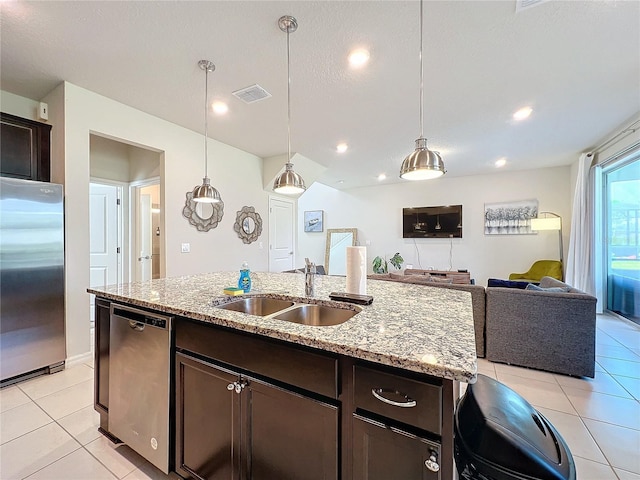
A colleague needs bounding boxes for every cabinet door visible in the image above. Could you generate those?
[94,299,110,424]
[0,113,51,181]
[245,379,339,480]
[352,414,441,480]
[175,353,241,480]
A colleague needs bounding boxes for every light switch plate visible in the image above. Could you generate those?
[181,243,190,253]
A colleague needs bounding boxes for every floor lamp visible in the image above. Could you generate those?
[531,212,563,276]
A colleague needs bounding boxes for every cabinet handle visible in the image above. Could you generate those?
[424,450,440,472]
[226,380,248,394]
[371,388,417,408]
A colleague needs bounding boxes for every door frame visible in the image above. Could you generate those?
[129,177,161,281]
[89,177,126,285]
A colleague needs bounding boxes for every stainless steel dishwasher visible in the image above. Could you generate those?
[109,303,173,474]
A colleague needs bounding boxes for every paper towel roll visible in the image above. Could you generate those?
[346,246,367,294]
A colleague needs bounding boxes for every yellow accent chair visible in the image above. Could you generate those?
[509,260,563,283]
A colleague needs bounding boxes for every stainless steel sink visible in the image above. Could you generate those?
[217,297,295,316]
[272,304,358,326]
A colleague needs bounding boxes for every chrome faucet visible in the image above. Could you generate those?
[304,257,316,296]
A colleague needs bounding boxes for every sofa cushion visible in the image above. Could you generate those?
[525,284,571,293]
[539,276,586,294]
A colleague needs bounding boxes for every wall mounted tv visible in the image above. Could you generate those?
[402,205,462,238]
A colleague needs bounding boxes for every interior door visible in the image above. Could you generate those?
[89,183,120,320]
[136,193,152,281]
[269,197,295,272]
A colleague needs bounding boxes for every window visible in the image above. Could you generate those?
[605,158,640,322]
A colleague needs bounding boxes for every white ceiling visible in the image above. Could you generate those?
[1,1,639,189]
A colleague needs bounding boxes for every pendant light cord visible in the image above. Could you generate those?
[419,0,424,139]
[286,25,292,163]
[204,66,209,178]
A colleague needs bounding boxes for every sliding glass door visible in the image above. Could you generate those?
[605,158,640,323]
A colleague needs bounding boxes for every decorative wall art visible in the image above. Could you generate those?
[182,191,224,232]
[304,210,323,232]
[484,199,538,235]
[234,206,263,244]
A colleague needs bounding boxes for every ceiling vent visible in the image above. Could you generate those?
[232,84,272,104]
[515,0,549,12]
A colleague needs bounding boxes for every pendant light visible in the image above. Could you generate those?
[273,15,306,195]
[399,0,446,181]
[192,60,222,203]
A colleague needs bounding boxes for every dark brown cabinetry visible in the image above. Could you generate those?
[176,353,240,479]
[1,112,51,181]
[351,364,449,480]
[175,320,339,480]
[93,299,455,480]
[352,415,441,480]
[94,299,111,434]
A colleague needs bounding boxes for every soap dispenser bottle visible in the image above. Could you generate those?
[238,261,251,293]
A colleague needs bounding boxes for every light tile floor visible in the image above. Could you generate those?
[0,313,638,479]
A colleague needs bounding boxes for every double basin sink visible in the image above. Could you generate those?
[216,296,360,326]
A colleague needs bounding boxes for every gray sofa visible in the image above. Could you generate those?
[368,272,487,357]
[485,276,597,378]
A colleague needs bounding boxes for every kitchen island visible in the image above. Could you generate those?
[89,271,477,480]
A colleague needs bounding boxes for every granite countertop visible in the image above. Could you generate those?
[88,271,477,382]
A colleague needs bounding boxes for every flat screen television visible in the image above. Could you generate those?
[403,205,462,238]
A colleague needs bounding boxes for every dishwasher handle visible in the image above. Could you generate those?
[111,304,173,331]
[129,320,145,331]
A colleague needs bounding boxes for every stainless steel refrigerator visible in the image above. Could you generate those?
[1,177,65,383]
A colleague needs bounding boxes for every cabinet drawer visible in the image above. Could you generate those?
[176,319,338,399]
[354,365,442,434]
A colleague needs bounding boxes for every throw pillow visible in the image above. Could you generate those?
[487,278,531,289]
[525,284,571,293]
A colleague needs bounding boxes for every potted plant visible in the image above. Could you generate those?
[372,252,404,274]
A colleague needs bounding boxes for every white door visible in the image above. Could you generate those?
[269,197,295,272]
[89,183,120,320]
[136,193,153,281]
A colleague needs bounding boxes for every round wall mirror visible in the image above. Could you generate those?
[234,206,262,244]
[242,217,256,234]
[182,191,224,231]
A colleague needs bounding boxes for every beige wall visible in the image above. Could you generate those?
[3,84,270,362]
[297,166,572,287]
[1,91,41,121]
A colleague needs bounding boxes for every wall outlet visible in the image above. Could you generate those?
[259,242,263,249]
[365,240,371,246]
[181,243,190,253]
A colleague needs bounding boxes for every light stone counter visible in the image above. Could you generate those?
[88,271,477,382]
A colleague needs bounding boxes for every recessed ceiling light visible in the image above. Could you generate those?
[495,158,507,168]
[348,48,370,68]
[513,106,532,121]
[212,101,228,115]
[377,173,386,181]
[336,143,348,153]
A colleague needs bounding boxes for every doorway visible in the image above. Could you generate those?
[132,180,161,281]
[89,181,124,322]
[269,196,295,272]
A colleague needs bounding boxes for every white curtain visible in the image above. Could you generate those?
[565,153,595,293]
